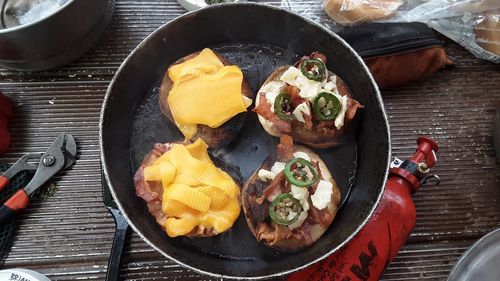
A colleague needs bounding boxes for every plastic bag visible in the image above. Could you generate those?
[280,0,500,63]
[427,10,500,63]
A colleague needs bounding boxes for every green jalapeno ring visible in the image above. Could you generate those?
[313,91,341,121]
[300,59,327,82]
[269,193,302,225]
[274,93,294,121]
[284,157,319,187]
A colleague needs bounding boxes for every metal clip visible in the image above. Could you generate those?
[390,157,403,168]
[421,175,440,186]
[417,162,430,174]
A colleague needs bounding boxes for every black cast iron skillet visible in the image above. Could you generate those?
[100,3,390,279]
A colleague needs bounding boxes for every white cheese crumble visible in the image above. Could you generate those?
[335,94,348,129]
[323,75,337,91]
[279,66,325,100]
[288,190,310,230]
[311,180,333,210]
[289,185,311,230]
[257,169,275,181]
[270,162,286,175]
[323,81,335,91]
[291,185,308,201]
[323,74,337,91]
[292,102,311,123]
[257,161,287,182]
[261,81,286,112]
[292,151,311,161]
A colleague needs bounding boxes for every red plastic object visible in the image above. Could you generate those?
[0,92,13,119]
[0,127,11,154]
[0,114,7,129]
[0,175,9,191]
[288,137,439,281]
[4,189,30,211]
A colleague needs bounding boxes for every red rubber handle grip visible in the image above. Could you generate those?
[0,175,9,191]
[0,93,13,119]
[4,189,30,211]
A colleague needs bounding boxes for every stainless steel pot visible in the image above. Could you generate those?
[0,0,114,71]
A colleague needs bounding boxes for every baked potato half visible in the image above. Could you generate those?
[160,50,253,149]
[134,140,242,237]
[254,52,363,148]
[242,135,341,251]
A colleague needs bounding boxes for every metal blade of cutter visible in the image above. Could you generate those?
[23,134,77,196]
[62,134,77,169]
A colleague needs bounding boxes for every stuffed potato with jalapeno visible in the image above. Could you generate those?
[254,52,364,148]
[241,135,341,251]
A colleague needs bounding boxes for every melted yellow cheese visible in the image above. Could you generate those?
[168,48,223,83]
[167,48,250,140]
[144,165,161,181]
[173,173,200,186]
[166,183,211,212]
[162,143,239,198]
[185,138,211,163]
[149,139,240,237]
[196,186,227,210]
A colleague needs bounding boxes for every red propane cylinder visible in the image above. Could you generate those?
[0,92,12,154]
[288,137,439,281]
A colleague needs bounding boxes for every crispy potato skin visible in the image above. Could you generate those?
[159,51,254,149]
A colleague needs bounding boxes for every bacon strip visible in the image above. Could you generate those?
[302,101,313,130]
[276,134,294,162]
[254,93,292,133]
[133,143,173,227]
[287,85,305,107]
[309,161,322,194]
[308,205,334,229]
[256,172,286,204]
[310,52,327,64]
[256,222,293,245]
[293,222,314,245]
[346,97,364,120]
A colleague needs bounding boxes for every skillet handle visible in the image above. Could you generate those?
[106,208,129,281]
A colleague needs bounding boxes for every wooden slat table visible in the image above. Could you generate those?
[1,1,499,280]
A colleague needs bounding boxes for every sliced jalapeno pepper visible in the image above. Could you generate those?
[269,193,302,225]
[284,157,319,187]
[300,59,327,82]
[313,92,341,121]
[274,93,294,121]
